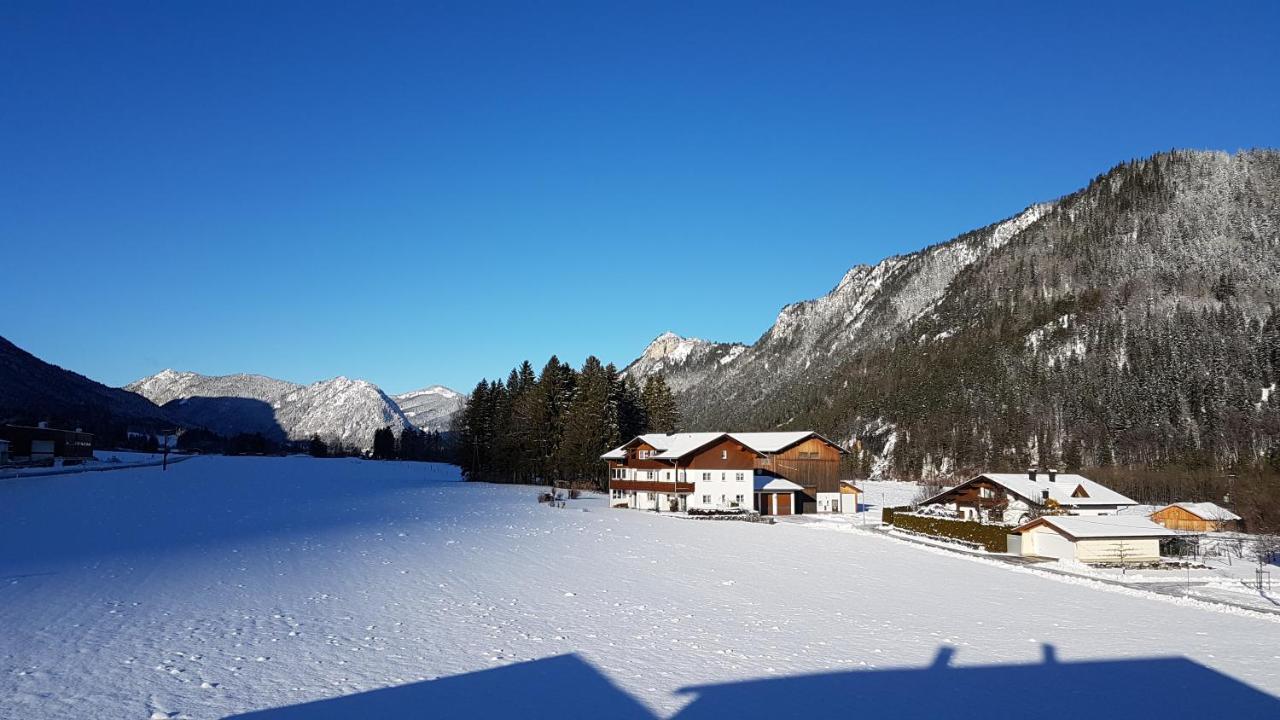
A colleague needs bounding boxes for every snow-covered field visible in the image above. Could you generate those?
[2,457,1278,719]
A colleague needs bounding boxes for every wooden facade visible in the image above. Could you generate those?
[684,437,759,470]
[752,437,843,494]
[1150,505,1240,533]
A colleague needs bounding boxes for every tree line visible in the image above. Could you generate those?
[454,355,678,488]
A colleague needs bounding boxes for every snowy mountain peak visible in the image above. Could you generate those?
[641,332,710,364]
[392,385,465,431]
[395,385,461,401]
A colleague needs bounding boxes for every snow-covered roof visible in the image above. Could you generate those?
[927,473,1137,508]
[1161,502,1242,522]
[600,431,842,461]
[1015,515,1175,539]
[729,431,821,453]
[754,476,804,492]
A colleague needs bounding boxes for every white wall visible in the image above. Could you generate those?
[688,468,753,510]
[816,492,842,513]
[1076,537,1161,562]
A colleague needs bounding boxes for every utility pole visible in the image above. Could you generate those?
[161,428,177,470]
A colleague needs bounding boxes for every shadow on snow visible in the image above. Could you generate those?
[223,645,1280,719]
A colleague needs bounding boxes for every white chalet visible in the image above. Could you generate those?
[601,431,850,515]
[919,469,1138,525]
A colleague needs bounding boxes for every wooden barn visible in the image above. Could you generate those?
[1150,503,1242,533]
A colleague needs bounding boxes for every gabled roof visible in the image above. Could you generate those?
[1159,502,1242,522]
[754,476,805,492]
[600,431,844,461]
[922,473,1137,508]
[600,433,723,460]
[1014,515,1175,539]
[730,431,834,454]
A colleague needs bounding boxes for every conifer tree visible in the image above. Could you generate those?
[642,374,679,433]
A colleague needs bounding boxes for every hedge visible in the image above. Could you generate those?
[885,512,1009,552]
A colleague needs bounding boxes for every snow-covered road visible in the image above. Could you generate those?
[1,456,1277,719]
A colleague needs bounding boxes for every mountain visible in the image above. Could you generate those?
[622,331,747,394]
[126,370,414,450]
[392,385,465,432]
[0,335,170,436]
[624,150,1280,494]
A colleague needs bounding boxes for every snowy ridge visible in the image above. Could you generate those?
[392,385,466,431]
[126,370,414,449]
[638,202,1056,432]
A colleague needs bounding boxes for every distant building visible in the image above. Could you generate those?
[1150,502,1242,533]
[917,469,1138,524]
[1008,515,1173,562]
[0,438,9,464]
[2,423,94,462]
[601,432,848,515]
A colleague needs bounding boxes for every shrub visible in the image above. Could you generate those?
[886,512,1009,552]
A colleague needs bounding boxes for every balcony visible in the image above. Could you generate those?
[609,479,695,494]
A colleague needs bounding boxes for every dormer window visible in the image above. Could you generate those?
[721,450,728,460]
[1072,485,1090,498]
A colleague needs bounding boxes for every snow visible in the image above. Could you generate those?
[2,457,1278,719]
[939,472,1138,508]
[1163,502,1243,522]
[1019,515,1175,539]
[394,386,460,401]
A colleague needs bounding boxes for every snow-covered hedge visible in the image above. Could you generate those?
[884,511,1009,552]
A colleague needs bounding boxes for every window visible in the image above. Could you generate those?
[702,472,712,482]
[721,450,728,460]
[646,471,655,480]
[736,472,745,482]
[702,495,711,504]
[979,487,995,499]
[797,451,820,460]
[735,494,745,504]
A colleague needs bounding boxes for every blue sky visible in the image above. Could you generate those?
[3,1,1278,394]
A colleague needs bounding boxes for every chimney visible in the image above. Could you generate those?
[1048,468,1058,483]
[1027,466,1037,482]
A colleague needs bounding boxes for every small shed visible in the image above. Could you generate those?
[1150,502,1242,533]
[1010,515,1174,563]
[754,476,803,516]
[838,480,863,514]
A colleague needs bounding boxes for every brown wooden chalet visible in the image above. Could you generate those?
[601,431,847,515]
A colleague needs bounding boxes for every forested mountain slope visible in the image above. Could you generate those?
[627,151,1280,518]
[0,335,170,439]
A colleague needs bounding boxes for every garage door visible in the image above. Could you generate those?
[775,493,792,516]
[1036,530,1075,561]
[31,439,55,459]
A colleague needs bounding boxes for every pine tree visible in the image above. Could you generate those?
[372,426,396,460]
[642,374,679,433]
[308,434,328,458]
[558,356,619,488]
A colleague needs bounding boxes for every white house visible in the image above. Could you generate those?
[601,431,846,515]
[1009,515,1174,562]
[918,469,1139,525]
